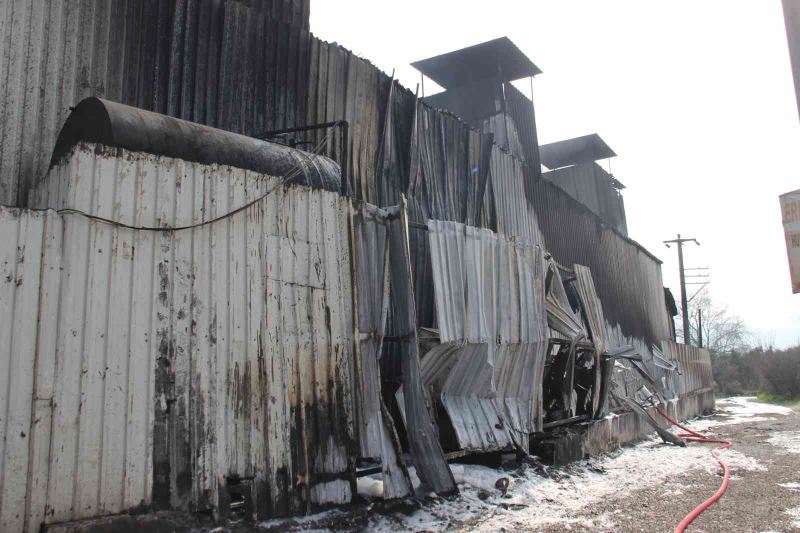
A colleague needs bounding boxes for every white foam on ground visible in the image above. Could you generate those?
[366,432,766,532]
[687,396,792,431]
[258,397,786,532]
[787,506,800,528]
[366,397,778,532]
[778,482,800,492]
[767,431,800,454]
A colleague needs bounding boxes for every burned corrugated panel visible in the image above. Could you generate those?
[572,265,606,417]
[13,144,358,528]
[351,205,413,500]
[387,201,457,495]
[501,82,541,178]
[662,341,714,397]
[0,0,312,207]
[543,162,628,236]
[374,80,417,207]
[545,258,585,340]
[402,102,492,333]
[489,144,544,247]
[603,323,669,413]
[425,220,548,452]
[574,265,607,356]
[304,39,390,204]
[531,179,671,346]
[422,78,502,128]
[234,0,310,29]
[422,79,540,177]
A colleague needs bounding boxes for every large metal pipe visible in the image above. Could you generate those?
[49,97,342,192]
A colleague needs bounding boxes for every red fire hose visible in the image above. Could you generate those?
[655,406,732,533]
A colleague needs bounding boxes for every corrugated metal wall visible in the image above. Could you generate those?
[502,82,541,180]
[0,207,68,533]
[543,162,627,235]
[3,145,357,530]
[0,0,312,206]
[531,179,670,346]
[662,341,713,396]
[424,220,548,451]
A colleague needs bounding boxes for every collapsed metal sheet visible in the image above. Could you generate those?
[530,179,671,346]
[426,220,548,452]
[351,205,413,499]
[388,201,457,495]
[574,265,607,417]
[545,258,585,340]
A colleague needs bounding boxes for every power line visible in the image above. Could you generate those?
[664,234,700,345]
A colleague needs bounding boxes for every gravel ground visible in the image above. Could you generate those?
[534,401,800,533]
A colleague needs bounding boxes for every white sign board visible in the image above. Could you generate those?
[780,189,800,294]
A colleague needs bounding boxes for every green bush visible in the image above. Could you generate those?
[712,345,800,401]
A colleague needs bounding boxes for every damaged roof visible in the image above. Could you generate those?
[539,134,617,170]
[411,37,542,89]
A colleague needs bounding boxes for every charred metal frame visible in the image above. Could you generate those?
[257,120,351,197]
[543,337,600,425]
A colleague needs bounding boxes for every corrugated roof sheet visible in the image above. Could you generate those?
[411,37,542,89]
[539,134,616,170]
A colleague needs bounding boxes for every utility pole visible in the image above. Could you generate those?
[697,308,703,348]
[664,234,700,345]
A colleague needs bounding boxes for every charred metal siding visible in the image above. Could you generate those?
[0,0,312,206]
[305,39,390,204]
[662,341,714,396]
[7,144,357,530]
[421,80,541,179]
[501,82,541,179]
[424,220,548,450]
[543,162,628,235]
[531,179,670,346]
[489,144,543,247]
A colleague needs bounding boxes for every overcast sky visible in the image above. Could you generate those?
[312,0,800,348]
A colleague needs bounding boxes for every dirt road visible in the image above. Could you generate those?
[534,398,800,533]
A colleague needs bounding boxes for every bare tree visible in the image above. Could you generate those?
[675,293,750,353]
